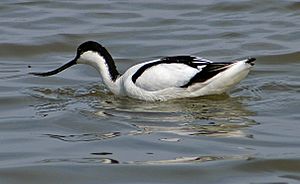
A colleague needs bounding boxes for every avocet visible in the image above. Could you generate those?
[31,41,255,101]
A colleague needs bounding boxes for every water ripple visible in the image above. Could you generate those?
[45,132,121,142]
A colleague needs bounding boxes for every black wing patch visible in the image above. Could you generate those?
[132,56,209,83]
[181,62,233,88]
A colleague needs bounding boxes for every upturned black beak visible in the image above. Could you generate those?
[30,59,77,77]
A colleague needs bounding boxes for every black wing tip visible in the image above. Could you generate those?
[246,57,256,66]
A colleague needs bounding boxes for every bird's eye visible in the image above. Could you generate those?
[77,48,83,54]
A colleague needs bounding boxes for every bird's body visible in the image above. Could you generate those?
[31,41,255,101]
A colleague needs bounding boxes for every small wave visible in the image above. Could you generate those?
[38,157,119,165]
[127,155,250,165]
[45,132,121,142]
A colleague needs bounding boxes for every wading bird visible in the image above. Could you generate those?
[31,41,255,101]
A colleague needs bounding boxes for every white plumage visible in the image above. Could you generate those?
[31,41,255,101]
[135,63,199,91]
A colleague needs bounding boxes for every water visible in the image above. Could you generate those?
[0,0,300,183]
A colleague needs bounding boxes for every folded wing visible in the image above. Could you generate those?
[133,56,212,91]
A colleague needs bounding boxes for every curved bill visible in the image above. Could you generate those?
[30,59,77,77]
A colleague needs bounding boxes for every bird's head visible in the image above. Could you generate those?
[30,41,110,76]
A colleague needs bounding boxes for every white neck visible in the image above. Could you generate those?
[77,51,124,95]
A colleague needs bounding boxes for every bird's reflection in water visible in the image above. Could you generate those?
[31,84,257,141]
[93,93,257,138]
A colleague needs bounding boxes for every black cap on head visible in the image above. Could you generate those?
[29,41,104,77]
[30,41,120,80]
[76,41,103,57]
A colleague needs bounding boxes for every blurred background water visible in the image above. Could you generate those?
[0,0,300,183]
